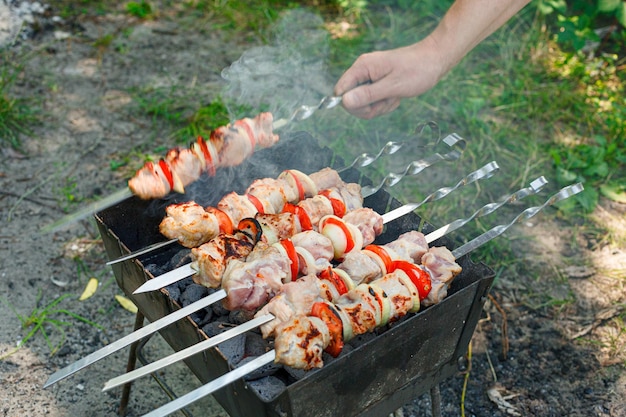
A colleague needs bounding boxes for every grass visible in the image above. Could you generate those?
[0,291,104,360]
[0,50,39,150]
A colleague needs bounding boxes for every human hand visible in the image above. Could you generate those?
[334,37,449,119]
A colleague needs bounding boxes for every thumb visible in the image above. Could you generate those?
[341,84,376,110]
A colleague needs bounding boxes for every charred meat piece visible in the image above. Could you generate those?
[273,315,330,370]
[191,232,255,288]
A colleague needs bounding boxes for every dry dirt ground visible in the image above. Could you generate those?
[1,3,625,417]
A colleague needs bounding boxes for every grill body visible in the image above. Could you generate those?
[96,132,494,417]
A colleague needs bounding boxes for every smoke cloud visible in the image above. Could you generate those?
[220,9,334,123]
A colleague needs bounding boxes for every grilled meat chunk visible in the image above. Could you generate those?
[421,246,462,306]
[221,242,289,311]
[274,315,330,370]
[159,202,220,248]
[191,233,255,288]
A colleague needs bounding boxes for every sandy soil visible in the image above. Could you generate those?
[1,2,625,417]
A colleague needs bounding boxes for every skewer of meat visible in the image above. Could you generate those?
[128,112,279,200]
[159,167,361,248]
[93,181,583,399]
[255,241,461,345]
[133,161,501,294]
[106,133,468,263]
[192,208,382,290]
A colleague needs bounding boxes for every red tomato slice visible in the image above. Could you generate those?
[280,239,299,281]
[322,216,354,254]
[319,190,346,217]
[310,301,344,357]
[196,136,216,176]
[391,260,432,301]
[282,203,313,231]
[319,267,348,295]
[157,159,174,189]
[364,245,393,274]
[247,194,265,214]
[205,207,233,234]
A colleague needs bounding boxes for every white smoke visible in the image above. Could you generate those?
[220,9,334,122]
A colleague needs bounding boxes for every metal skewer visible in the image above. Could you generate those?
[105,132,466,266]
[132,182,584,417]
[44,165,521,389]
[43,98,346,234]
[337,121,440,173]
[101,176,547,392]
[133,160,497,295]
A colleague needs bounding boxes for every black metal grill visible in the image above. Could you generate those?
[96,131,494,417]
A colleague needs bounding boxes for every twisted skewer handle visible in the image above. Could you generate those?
[338,121,441,172]
[272,96,342,129]
[426,176,548,243]
[361,133,467,197]
[381,160,500,223]
[452,182,584,259]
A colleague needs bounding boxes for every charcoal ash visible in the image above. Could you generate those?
[228,309,256,325]
[283,365,310,381]
[211,299,230,317]
[246,376,287,402]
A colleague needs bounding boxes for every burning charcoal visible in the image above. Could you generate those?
[283,365,310,381]
[181,284,208,306]
[218,334,246,366]
[164,284,181,303]
[246,376,286,402]
[211,299,230,317]
[245,332,271,357]
[170,249,192,269]
[143,263,162,276]
[228,309,255,325]
[239,356,281,380]
[201,321,232,338]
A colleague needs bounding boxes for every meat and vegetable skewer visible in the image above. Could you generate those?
[44,180,577,391]
[100,181,582,402]
[108,132,466,265]
[133,161,500,294]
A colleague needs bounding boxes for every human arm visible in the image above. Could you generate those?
[333,0,532,119]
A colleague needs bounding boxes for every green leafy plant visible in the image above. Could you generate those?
[1,292,103,359]
[126,1,153,19]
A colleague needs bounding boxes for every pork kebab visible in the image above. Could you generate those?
[49,179,570,392]
[133,161,502,294]
[128,112,280,200]
[159,167,361,248]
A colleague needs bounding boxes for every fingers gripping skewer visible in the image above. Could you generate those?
[106,131,464,266]
[126,182,584,417]
[100,177,548,392]
[45,169,539,389]
[132,160,497,295]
